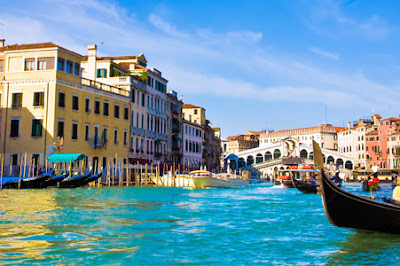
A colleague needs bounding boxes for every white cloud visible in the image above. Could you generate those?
[148,14,189,38]
[310,47,339,60]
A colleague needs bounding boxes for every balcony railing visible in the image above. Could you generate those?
[81,77,130,97]
[90,137,107,149]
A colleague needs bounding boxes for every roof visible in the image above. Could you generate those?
[82,55,138,61]
[183,104,202,108]
[0,42,82,57]
[366,130,378,136]
[244,130,262,136]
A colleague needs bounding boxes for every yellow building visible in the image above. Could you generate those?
[0,42,130,172]
[182,104,206,126]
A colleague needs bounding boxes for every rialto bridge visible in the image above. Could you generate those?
[224,137,354,178]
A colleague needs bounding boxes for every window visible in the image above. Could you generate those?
[72,95,79,110]
[141,93,145,107]
[10,118,19,137]
[11,154,18,166]
[94,99,100,114]
[131,89,135,103]
[85,124,90,141]
[103,128,108,142]
[25,58,35,71]
[103,101,109,116]
[96,69,107,78]
[37,57,55,70]
[194,109,198,115]
[58,92,65,108]
[124,106,129,120]
[114,129,118,144]
[66,61,73,74]
[33,92,44,107]
[74,63,80,76]
[72,122,78,140]
[57,58,65,71]
[57,120,64,137]
[31,119,42,137]
[12,93,22,108]
[123,130,127,145]
[85,97,90,113]
[0,60,3,72]
[114,104,119,118]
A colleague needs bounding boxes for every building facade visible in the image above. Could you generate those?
[0,42,130,173]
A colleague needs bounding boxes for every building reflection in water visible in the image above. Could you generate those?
[0,189,58,260]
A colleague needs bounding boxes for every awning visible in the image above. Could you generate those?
[173,135,182,142]
[48,153,87,163]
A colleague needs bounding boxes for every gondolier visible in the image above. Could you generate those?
[372,163,379,179]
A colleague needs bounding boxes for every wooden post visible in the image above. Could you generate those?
[157,163,160,187]
[18,155,24,189]
[0,154,3,190]
[45,157,48,173]
[69,159,73,177]
[126,160,129,187]
[107,160,111,187]
[118,163,122,186]
[144,163,148,185]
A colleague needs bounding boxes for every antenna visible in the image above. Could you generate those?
[325,104,328,124]
[0,22,4,39]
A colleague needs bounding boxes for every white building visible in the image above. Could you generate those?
[182,119,203,170]
[259,125,345,151]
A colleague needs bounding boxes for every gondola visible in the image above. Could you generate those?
[3,171,54,189]
[313,140,400,234]
[83,171,103,185]
[59,173,90,188]
[292,177,317,194]
[42,171,69,188]
[361,179,381,192]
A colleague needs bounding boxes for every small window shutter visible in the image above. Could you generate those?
[97,69,100,78]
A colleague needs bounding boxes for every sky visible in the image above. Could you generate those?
[1,0,400,138]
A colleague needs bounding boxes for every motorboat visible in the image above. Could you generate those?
[190,170,249,188]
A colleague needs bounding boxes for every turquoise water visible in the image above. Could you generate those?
[1,183,400,265]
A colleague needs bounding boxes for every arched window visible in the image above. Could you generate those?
[265,152,272,161]
[327,156,334,164]
[345,161,353,170]
[300,149,308,158]
[247,156,254,165]
[336,158,344,167]
[256,153,263,164]
[273,149,281,159]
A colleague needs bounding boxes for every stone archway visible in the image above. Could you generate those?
[345,160,353,170]
[300,149,308,158]
[336,158,344,167]
[327,156,334,164]
[273,149,281,159]
[256,153,263,164]
[238,158,245,168]
[247,155,254,165]
[265,151,272,161]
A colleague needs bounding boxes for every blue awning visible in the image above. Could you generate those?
[48,153,87,163]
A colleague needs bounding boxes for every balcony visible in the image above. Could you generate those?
[131,127,145,135]
[90,137,107,149]
[81,77,130,97]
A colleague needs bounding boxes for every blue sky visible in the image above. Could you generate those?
[1,0,400,138]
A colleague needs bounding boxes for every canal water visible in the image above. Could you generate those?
[1,183,400,265]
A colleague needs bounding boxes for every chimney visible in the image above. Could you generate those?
[87,44,97,80]
[348,122,351,129]
[88,44,97,57]
[0,39,5,48]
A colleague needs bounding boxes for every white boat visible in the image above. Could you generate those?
[189,170,249,188]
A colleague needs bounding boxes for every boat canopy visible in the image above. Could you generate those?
[48,153,87,163]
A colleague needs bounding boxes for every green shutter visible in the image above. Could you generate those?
[97,69,100,78]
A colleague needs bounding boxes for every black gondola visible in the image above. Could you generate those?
[313,140,400,234]
[59,173,90,188]
[4,171,54,189]
[83,171,103,184]
[43,171,69,188]
[361,179,381,192]
[290,169,318,194]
